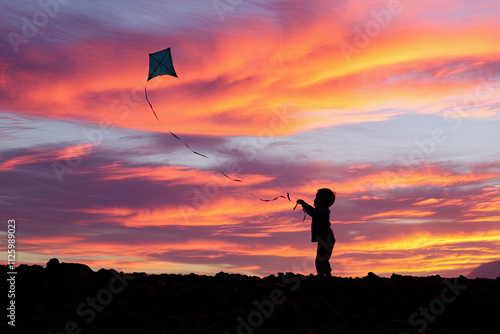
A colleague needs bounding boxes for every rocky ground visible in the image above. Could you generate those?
[1,259,499,333]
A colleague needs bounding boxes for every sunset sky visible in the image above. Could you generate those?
[1,0,500,278]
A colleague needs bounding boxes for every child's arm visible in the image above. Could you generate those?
[296,199,318,218]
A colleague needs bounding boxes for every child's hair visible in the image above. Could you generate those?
[317,188,335,207]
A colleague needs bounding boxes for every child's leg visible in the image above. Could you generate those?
[315,244,327,276]
[315,235,335,276]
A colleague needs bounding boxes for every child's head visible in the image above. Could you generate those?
[314,188,335,208]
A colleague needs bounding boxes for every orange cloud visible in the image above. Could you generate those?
[7,10,500,137]
[0,144,98,171]
[297,167,500,196]
[351,195,385,200]
[335,228,500,277]
[470,196,500,212]
[348,164,372,170]
[412,198,445,206]
[363,210,435,220]
[22,236,84,245]
[98,163,272,186]
[434,60,485,79]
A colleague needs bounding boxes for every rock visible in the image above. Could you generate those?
[45,257,93,275]
[5,263,499,333]
[46,258,60,270]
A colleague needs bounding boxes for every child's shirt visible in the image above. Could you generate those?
[302,203,334,242]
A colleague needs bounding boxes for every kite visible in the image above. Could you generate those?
[145,47,178,121]
[148,47,177,81]
[144,47,292,202]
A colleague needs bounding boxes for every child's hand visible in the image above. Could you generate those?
[296,199,305,206]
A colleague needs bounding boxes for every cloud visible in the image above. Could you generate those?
[362,210,436,220]
[412,198,444,206]
[2,0,500,277]
[3,118,500,277]
[3,0,500,136]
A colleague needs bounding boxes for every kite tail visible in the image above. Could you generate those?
[144,83,207,158]
[145,85,160,121]
[168,131,209,158]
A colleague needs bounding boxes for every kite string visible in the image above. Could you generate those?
[177,77,293,201]
[144,85,161,121]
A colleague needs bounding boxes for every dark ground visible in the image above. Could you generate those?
[1,259,499,334]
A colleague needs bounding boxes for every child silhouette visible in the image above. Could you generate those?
[296,188,336,277]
